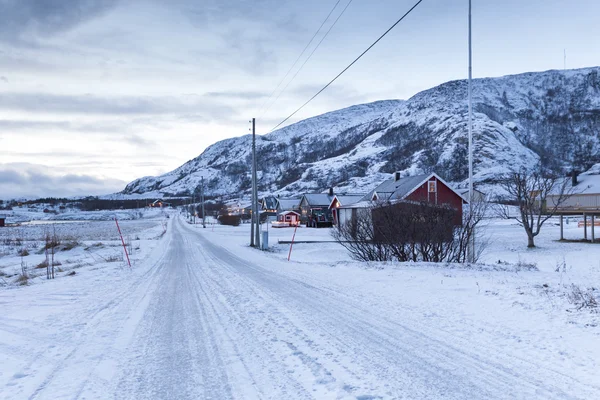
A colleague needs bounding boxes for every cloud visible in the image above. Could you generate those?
[0,163,126,199]
[0,92,234,119]
[0,76,7,83]
[203,90,268,100]
[0,0,119,42]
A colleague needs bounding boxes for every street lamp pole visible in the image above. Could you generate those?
[467,0,475,262]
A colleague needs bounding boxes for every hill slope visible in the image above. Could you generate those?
[121,67,600,198]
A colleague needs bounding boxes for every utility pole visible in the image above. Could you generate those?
[467,0,475,263]
[201,176,206,228]
[250,120,256,247]
[193,193,196,225]
[252,117,260,248]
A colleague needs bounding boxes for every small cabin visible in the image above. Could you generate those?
[272,211,300,228]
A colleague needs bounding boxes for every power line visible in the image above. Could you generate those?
[270,0,425,132]
[257,0,343,117]
[261,0,354,118]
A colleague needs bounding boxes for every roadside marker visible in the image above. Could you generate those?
[287,225,298,261]
[115,217,132,268]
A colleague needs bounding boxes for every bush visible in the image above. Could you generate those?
[15,274,29,286]
[218,214,241,226]
[567,284,598,311]
[332,200,486,263]
[18,248,30,257]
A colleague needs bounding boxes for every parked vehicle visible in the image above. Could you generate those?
[306,208,333,228]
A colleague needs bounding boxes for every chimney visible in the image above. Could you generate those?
[572,170,579,186]
[328,187,334,196]
[394,172,401,182]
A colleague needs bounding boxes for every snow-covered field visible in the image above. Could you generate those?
[0,213,598,399]
[0,209,169,286]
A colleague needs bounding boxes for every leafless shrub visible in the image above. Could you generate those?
[566,284,598,311]
[61,239,80,251]
[15,274,29,286]
[105,254,123,262]
[18,248,30,257]
[17,259,29,285]
[36,260,49,269]
[332,200,488,263]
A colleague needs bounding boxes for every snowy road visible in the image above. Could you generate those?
[2,215,599,399]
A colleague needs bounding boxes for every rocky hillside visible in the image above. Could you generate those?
[121,67,600,198]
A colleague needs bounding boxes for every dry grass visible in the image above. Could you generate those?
[15,274,29,286]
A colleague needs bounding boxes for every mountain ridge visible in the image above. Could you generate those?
[119,66,600,199]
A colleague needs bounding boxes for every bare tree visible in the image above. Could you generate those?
[499,166,573,248]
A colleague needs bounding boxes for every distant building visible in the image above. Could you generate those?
[0,217,5,227]
[276,198,301,214]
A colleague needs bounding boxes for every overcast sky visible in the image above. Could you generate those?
[1,0,599,199]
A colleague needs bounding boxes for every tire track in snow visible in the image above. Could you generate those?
[181,219,599,400]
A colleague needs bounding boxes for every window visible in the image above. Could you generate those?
[428,180,437,193]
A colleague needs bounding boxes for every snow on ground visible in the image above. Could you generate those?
[0,213,598,399]
[0,209,169,287]
[1,205,168,224]
[195,215,600,392]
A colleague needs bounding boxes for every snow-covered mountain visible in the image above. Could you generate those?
[121,67,600,199]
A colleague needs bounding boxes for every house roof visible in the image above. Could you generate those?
[350,172,466,207]
[550,174,600,196]
[279,210,300,216]
[276,198,301,210]
[301,193,334,207]
[329,194,366,209]
[576,174,600,194]
[368,174,431,201]
[262,196,278,210]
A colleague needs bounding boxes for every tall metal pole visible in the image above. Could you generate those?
[250,121,256,247]
[193,193,196,225]
[201,176,206,228]
[252,118,261,248]
[467,0,475,262]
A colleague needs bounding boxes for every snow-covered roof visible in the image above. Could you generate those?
[338,200,374,209]
[276,198,301,210]
[329,194,366,209]
[301,193,334,207]
[262,196,278,210]
[571,174,600,195]
[368,174,430,201]
[279,210,300,216]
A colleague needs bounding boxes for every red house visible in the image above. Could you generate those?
[337,172,467,227]
[272,210,301,228]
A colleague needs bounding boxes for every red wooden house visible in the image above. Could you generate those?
[272,210,301,228]
[337,172,467,227]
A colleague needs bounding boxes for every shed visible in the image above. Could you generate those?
[459,188,487,203]
[272,210,301,228]
[548,173,600,242]
[329,194,366,225]
[0,217,5,227]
